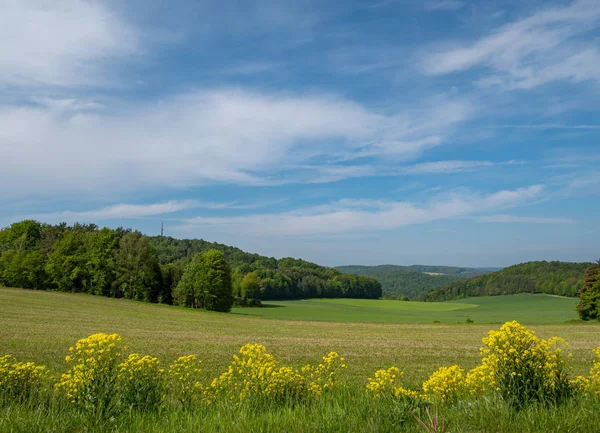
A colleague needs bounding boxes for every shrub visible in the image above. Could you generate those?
[118,354,165,411]
[571,346,600,396]
[55,333,125,416]
[302,351,347,396]
[422,365,465,403]
[366,366,420,400]
[208,344,346,404]
[480,321,571,407]
[464,362,496,397]
[0,355,49,404]
[168,355,203,409]
[208,344,303,403]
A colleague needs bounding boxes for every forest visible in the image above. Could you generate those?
[418,261,591,301]
[0,220,381,309]
[335,264,496,299]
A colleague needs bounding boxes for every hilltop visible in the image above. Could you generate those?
[419,261,591,301]
[335,264,497,299]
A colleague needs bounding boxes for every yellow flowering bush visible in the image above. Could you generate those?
[422,365,465,403]
[571,346,600,396]
[480,321,571,407]
[55,333,125,416]
[464,362,496,397]
[588,346,600,395]
[168,355,203,408]
[366,366,420,400]
[0,355,50,403]
[301,351,347,396]
[119,354,165,411]
[208,344,346,404]
[208,344,303,403]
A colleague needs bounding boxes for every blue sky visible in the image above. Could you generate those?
[1,0,599,267]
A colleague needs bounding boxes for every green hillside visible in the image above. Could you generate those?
[419,261,591,301]
[335,264,496,299]
[235,294,580,324]
[0,221,381,309]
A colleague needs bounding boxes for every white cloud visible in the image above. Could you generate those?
[477,214,574,224]
[422,0,600,89]
[404,159,522,174]
[0,0,139,87]
[425,1,465,11]
[30,200,200,222]
[499,123,600,130]
[175,185,544,236]
[0,89,472,197]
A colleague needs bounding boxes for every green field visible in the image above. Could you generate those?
[2,287,600,433]
[1,287,598,386]
[232,294,580,324]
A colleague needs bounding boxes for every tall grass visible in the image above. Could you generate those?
[1,390,599,433]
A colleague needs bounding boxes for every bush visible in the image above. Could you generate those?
[208,344,347,404]
[168,355,203,409]
[422,365,465,403]
[119,354,165,411]
[366,366,421,400]
[480,320,571,407]
[571,346,600,396]
[0,355,49,404]
[55,333,125,417]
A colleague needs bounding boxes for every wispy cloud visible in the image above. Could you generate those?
[477,214,574,224]
[499,124,600,130]
[0,89,473,197]
[422,0,600,89]
[0,0,139,87]
[425,1,465,11]
[175,185,544,236]
[27,198,290,223]
[30,200,201,222]
[404,159,523,174]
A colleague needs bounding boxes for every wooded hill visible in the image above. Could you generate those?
[0,221,381,307]
[335,264,497,299]
[418,261,591,301]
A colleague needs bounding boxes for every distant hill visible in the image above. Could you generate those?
[418,261,591,301]
[334,264,497,299]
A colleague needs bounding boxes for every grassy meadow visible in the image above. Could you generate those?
[1,287,598,386]
[2,287,600,432]
[232,294,580,324]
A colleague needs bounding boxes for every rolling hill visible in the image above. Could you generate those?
[418,260,591,301]
[334,264,498,299]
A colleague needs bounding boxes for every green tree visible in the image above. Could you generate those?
[0,250,47,289]
[86,228,119,296]
[240,272,261,300]
[45,229,90,292]
[577,260,600,321]
[173,249,233,312]
[0,220,42,253]
[114,232,162,302]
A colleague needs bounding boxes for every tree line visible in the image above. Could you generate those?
[335,265,495,299]
[417,261,591,302]
[0,220,381,311]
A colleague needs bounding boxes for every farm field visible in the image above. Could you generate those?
[232,294,580,324]
[1,287,598,387]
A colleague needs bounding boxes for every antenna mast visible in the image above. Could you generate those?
[161,222,164,237]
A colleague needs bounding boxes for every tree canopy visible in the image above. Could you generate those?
[0,220,382,311]
[174,249,233,312]
[418,261,590,302]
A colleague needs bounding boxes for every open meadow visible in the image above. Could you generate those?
[232,294,581,324]
[2,287,600,433]
[1,287,598,385]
